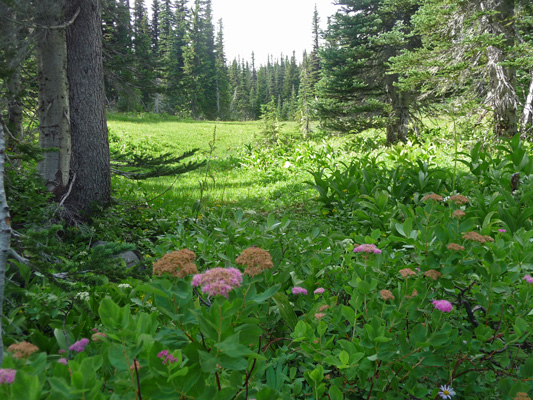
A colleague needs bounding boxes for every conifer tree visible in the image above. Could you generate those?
[132,0,156,109]
[317,0,420,144]
[215,19,231,119]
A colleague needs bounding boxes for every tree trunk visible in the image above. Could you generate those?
[385,73,410,145]
[36,0,71,195]
[4,7,24,141]
[483,0,518,137]
[65,0,111,215]
[0,117,12,366]
[520,71,533,138]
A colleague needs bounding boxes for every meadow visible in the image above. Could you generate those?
[3,114,533,399]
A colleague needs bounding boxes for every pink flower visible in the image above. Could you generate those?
[58,349,66,354]
[191,267,243,297]
[498,229,506,233]
[432,300,453,313]
[523,275,533,284]
[157,349,178,364]
[57,358,68,365]
[0,369,16,385]
[353,244,381,254]
[314,287,325,295]
[292,287,307,295]
[69,338,89,353]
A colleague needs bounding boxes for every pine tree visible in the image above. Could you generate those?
[215,19,231,120]
[132,0,156,109]
[316,0,420,144]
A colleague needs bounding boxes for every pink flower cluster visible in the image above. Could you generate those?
[313,287,325,295]
[157,350,179,364]
[58,358,68,365]
[69,338,89,353]
[292,287,307,295]
[0,369,16,385]
[353,244,381,254]
[432,300,453,313]
[192,267,243,297]
[523,275,533,284]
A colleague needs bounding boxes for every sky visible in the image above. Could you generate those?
[210,0,339,64]
[147,0,340,65]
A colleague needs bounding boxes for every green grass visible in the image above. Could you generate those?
[107,113,327,218]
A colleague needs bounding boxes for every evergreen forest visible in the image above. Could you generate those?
[0,0,533,399]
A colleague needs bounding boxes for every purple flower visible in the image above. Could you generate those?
[57,358,68,365]
[191,267,243,297]
[157,349,179,364]
[432,300,453,313]
[523,275,533,284]
[313,287,325,295]
[69,338,89,353]
[438,384,456,399]
[292,286,307,295]
[0,369,16,385]
[498,229,506,233]
[353,244,381,254]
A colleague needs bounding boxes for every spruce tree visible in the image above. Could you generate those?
[132,0,156,109]
[316,0,420,144]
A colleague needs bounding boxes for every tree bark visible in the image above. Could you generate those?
[0,117,12,366]
[65,0,111,215]
[520,71,533,138]
[385,71,410,145]
[36,0,71,195]
[483,0,518,137]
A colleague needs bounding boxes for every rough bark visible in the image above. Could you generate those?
[3,7,24,140]
[482,0,518,137]
[0,117,12,366]
[36,0,71,195]
[65,0,111,215]
[385,70,410,145]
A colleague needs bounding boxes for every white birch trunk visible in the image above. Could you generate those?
[520,71,533,137]
[0,119,12,366]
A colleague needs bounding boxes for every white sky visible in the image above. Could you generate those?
[147,0,340,65]
[211,0,339,64]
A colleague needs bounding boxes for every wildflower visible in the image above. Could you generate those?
[380,289,395,301]
[69,338,90,353]
[58,358,68,365]
[129,360,141,371]
[0,369,16,385]
[463,231,494,243]
[514,393,531,400]
[424,193,443,201]
[448,195,469,205]
[319,305,330,312]
[75,292,90,301]
[314,287,325,295]
[406,289,418,299]
[315,313,326,320]
[438,384,456,399]
[157,350,179,365]
[447,243,465,251]
[153,249,198,278]
[424,269,442,280]
[498,229,507,233]
[92,332,107,341]
[433,300,453,313]
[7,341,39,359]
[235,247,274,276]
[58,349,66,354]
[523,275,533,284]
[192,267,243,297]
[353,243,381,254]
[452,210,465,218]
[118,283,132,289]
[292,287,307,295]
[399,268,416,278]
